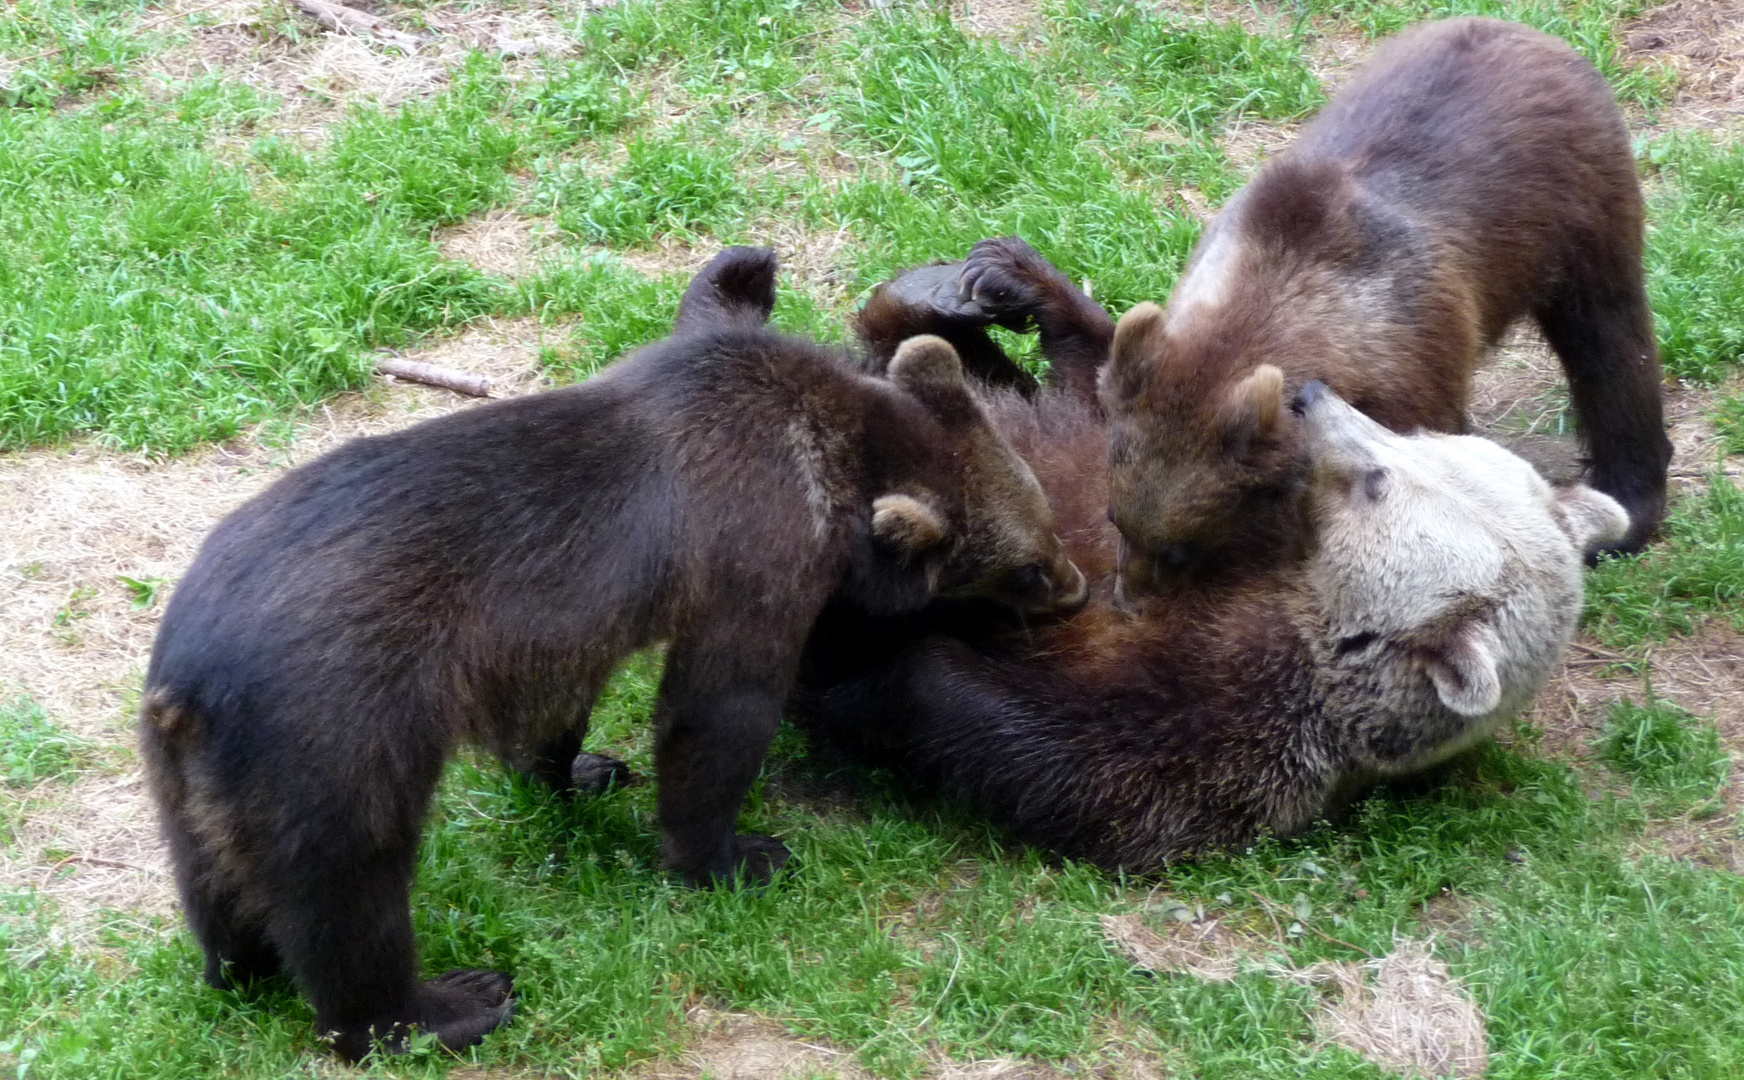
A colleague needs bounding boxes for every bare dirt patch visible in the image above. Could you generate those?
[634,1008,873,1080]
[1304,940,1488,1080]
[1623,0,1744,131]
[437,209,554,279]
[143,0,578,145]
[957,0,1045,41]
[1101,911,1266,982]
[0,772,176,936]
[0,315,554,932]
[632,1005,1166,1080]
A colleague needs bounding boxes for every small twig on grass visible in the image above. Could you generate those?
[289,0,430,52]
[1246,889,1374,957]
[376,357,491,397]
[48,855,153,874]
[1570,641,1632,662]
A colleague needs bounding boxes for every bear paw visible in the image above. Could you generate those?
[960,236,1058,331]
[569,752,637,796]
[879,262,996,327]
[419,969,516,1051]
[728,833,794,887]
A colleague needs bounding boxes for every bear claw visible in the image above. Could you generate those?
[569,752,637,796]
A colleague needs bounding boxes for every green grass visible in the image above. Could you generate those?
[0,696,97,790]
[1585,474,1744,650]
[2,0,1744,1075]
[1598,696,1729,815]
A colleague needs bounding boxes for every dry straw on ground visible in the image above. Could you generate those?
[1104,914,1488,1077]
[1623,0,1744,131]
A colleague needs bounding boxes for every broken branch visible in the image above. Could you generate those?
[376,357,491,398]
[290,0,429,52]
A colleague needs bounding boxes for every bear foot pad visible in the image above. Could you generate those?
[881,262,994,326]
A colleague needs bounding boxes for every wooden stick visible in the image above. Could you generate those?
[376,357,491,397]
[290,0,429,52]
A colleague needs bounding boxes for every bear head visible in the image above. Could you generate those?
[1100,301,1313,595]
[1292,380,1628,775]
[871,335,1089,619]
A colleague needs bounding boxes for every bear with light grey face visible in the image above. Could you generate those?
[799,358,1627,871]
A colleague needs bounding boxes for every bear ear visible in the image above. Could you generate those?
[872,493,948,555]
[1220,364,1286,448]
[888,335,969,408]
[1419,620,1504,718]
[1100,301,1167,405]
[1553,484,1630,550]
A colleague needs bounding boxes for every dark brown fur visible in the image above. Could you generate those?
[1095,18,1670,583]
[797,245,1621,871]
[140,247,1085,1061]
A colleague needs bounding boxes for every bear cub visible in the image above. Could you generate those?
[1097,18,1671,588]
[140,246,1087,1060]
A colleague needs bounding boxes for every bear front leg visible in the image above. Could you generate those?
[855,263,1038,394]
[651,641,794,887]
[959,237,1116,404]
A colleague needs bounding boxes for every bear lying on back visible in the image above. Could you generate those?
[140,246,1087,1061]
[798,250,1628,871]
[1087,18,1671,585]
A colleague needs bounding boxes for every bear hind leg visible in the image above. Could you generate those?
[265,841,512,1060]
[1535,256,1672,556]
[156,806,283,989]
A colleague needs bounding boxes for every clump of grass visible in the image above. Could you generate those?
[1584,473,1744,649]
[0,0,154,108]
[576,0,827,95]
[1045,0,1324,132]
[1644,135,1744,383]
[1597,696,1728,814]
[514,59,639,150]
[0,77,505,452]
[552,131,756,245]
[0,696,95,788]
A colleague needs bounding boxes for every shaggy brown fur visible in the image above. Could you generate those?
[1096,18,1670,585]
[140,247,1086,1061]
[796,247,1624,872]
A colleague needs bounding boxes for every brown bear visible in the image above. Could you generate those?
[1040,19,1670,587]
[139,246,1087,1061]
[800,258,1627,868]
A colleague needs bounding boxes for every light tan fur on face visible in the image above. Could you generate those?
[1299,389,1626,773]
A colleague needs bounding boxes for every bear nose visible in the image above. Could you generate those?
[1159,542,1202,571]
[1291,380,1327,416]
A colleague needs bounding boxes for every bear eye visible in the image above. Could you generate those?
[1362,468,1388,501]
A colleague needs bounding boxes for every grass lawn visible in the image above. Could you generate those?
[2,0,1743,1076]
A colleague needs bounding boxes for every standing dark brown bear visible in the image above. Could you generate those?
[140,246,1087,1061]
[1005,19,1670,586]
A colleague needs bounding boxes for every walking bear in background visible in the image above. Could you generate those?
[799,254,1629,870]
[140,246,1087,1061]
[985,18,1670,588]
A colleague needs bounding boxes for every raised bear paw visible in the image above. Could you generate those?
[876,261,994,328]
[959,236,1060,331]
[569,752,637,796]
